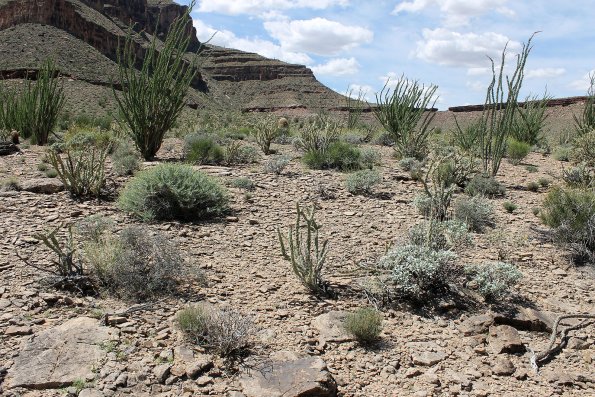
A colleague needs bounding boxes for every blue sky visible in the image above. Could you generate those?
[179,0,595,109]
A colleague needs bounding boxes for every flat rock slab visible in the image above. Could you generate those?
[311,311,353,343]
[488,325,524,354]
[412,351,447,366]
[7,317,115,389]
[19,178,64,194]
[458,313,495,336]
[239,351,337,397]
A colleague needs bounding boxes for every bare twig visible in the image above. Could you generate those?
[100,298,167,326]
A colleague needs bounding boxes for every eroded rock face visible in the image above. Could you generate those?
[239,351,337,397]
[6,317,115,389]
[19,178,64,194]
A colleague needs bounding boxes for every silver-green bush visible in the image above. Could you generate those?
[343,307,383,344]
[408,219,472,252]
[345,169,382,195]
[454,196,495,233]
[465,262,522,301]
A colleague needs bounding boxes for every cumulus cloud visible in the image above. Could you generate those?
[193,20,312,65]
[197,0,349,16]
[569,70,595,92]
[311,58,360,76]
[264,18,373,56]
[393,0,514,26]
[346,84,375,100]
[526,68,566,79]
[414,28,521,68]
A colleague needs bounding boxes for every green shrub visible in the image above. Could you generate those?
[540,186,595,264]
[399,157,421,172]
[295,116,340,153]
[378,245,457,300]
[538,178,551,188]
[118,163,229,222]
[465,262,522,301]
[345,169,382,195]
[450,120,482,154]
[343,307,383,344]
[47,130,113,197]
[506,138,531,165]
[527,181,539,192]
[503,201,517,213]
[230,177,255,191]
[408,219,472,252]
[453,196,495,233]
[553,145,571,162]
[177,304,254,357]
[465,174,505,197]
[84,225,185,301]
[184,134,225,165]
[263,155,290,175]
[570,130,595,168]
[374,75,438,160]
[224,141,259,165]
[360,147,382,169]
[525,165,538,173]
[415,154,459,220]
[510,94,549,145]
[278,204,330,295]
[251,116,279,155]
[44,168,58,178]
[111,140,141,176]
[303,141,361,171]
[532,207,540,216]
[114,4,198,159]
[37,163,49,172]
[0,177,20,191]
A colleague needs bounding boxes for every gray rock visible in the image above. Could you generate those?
[19,178,64,194]
[153,364,171,384]
[311,311,353,343]
[458,313,494,336]
[493,308,556,332]
[488,325,524,354]
[412,351,447,366]
[6,317,113,389]
[492,357,515,376]
[79,390,105,397]
[5,326,32,336]
[239,351,337,397]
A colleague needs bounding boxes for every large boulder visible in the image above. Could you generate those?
[239,351,337,397]
[19,178,64,194]
[6,317,115,389]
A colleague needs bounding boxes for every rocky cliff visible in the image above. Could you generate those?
[0,0,345,113]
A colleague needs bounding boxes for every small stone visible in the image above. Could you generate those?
[79,389,104,397]
[488,325,524,354]
[196,375,213,387]
[493,357,515,376]
[19,178,64,194]
[5,326,32,336]
[115,373,128,387]
[405,368,423,378]
[153,364,171,384]
[412,351,446,366]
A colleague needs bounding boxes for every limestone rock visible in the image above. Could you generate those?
[79,389,105,397]
[239,351,337,397]
[458,313,495,336]
[493,308,556,332]
[311,311,353,344]
[488,325,524,354]
[412,351,447,366]
[153,364,171,384]
[19,178,64,194]
[492,357,515,376]
[6,317,113,389]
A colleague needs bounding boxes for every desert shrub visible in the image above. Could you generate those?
[415,154,459,220]
[47,129,113,197]
[532,207,540,216]
[360,147,382,169]
[433,146,478,187]
[553,145,571,162]
[263,155,290,175]
[0,177,20,191]
[465,174,505,197]
[562,164,594,189]
[527,181,539,192]
[345,169,382,195]
[465,262,522,301]
[75,215,113,243]
[251,116,280,155]
[538,178,551,188]
[278,204,330,295]
[111,140,140,176]
[295,116,340,153]
[506,138,531,165]
[114,4,198,159]
[451,120,482,154]
[177,304,254,357]
[540,186,595,264]
[510,94,549,145]
[375,132,395,146]
[230,177,255,191]
[224,141,259,165]
[503,201,517,213]
[84,226,185,301]
[37,163,49,171]
[343,307,383,344]
[525,165,538,173]
[378,244,457,300]
[399,157,420,172]
[303,141,361,171]
[570,130,595,168]
[184,134,225,165]
[118,163,229,222]
[453,196,495,233]
[573,72,595,135]
[44,168,58,178]
[374,75,438,160]
[0,60,65,145]
[408,219,472,252]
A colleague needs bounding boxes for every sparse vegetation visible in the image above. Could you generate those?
[111,140,141,176]
[408,219,472,252]
[465,262,523,301]
[251,115,280,155]
[118,163,229,222]
[506,138,531,165]
[503,201,517,213]
[263,155,291,174]
[343,307,383,344]
[454,195,495,233]
[465,174,505,197]
[0,177,20,191]
[511,93,550,145]
[303,141,361,171]
[345,169,382,195]
[184,134,225,165]
[230,177,255,191]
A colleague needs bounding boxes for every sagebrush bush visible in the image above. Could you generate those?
[506,138,531,165]
[303,141,361,171]
[230,177,255,191]
[224,141,259,165]
[0,177,20,192]
[527,181,539,192]
[408,219,472,252]
[570,130,595,168]
[359,147,382,169]
[263,155,290,174]
[177,304,254,357]
[466,262,522,301]
[345,169,382,195]
[118,163,229,222]
[343,307,383,344]
[84,226,185,301]
[540,186,595,264]
[111,140,140,176]
[184,134,225,165]
[399,157,421,172]
[453,195,495,233]
[503,201,517,213]
[562,164,594,189]
[251,116,279,155]
[378,244,457,300]
[465,174,505,197]
[295,116,340,153]
[553,145,571,162]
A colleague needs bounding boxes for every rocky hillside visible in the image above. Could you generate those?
[0,0,345,115]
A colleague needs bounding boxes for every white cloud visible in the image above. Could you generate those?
[526,68,566,79]
[264,18,373,56]
[197,0,349,16]
[466,80,486,92]
[467,67,491,76]
[414,28,521,68]
[346,84,374,100]
[393,0,514,26]
[569,70,595,92]
[193,20,312,65]
[311,58,360,76]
